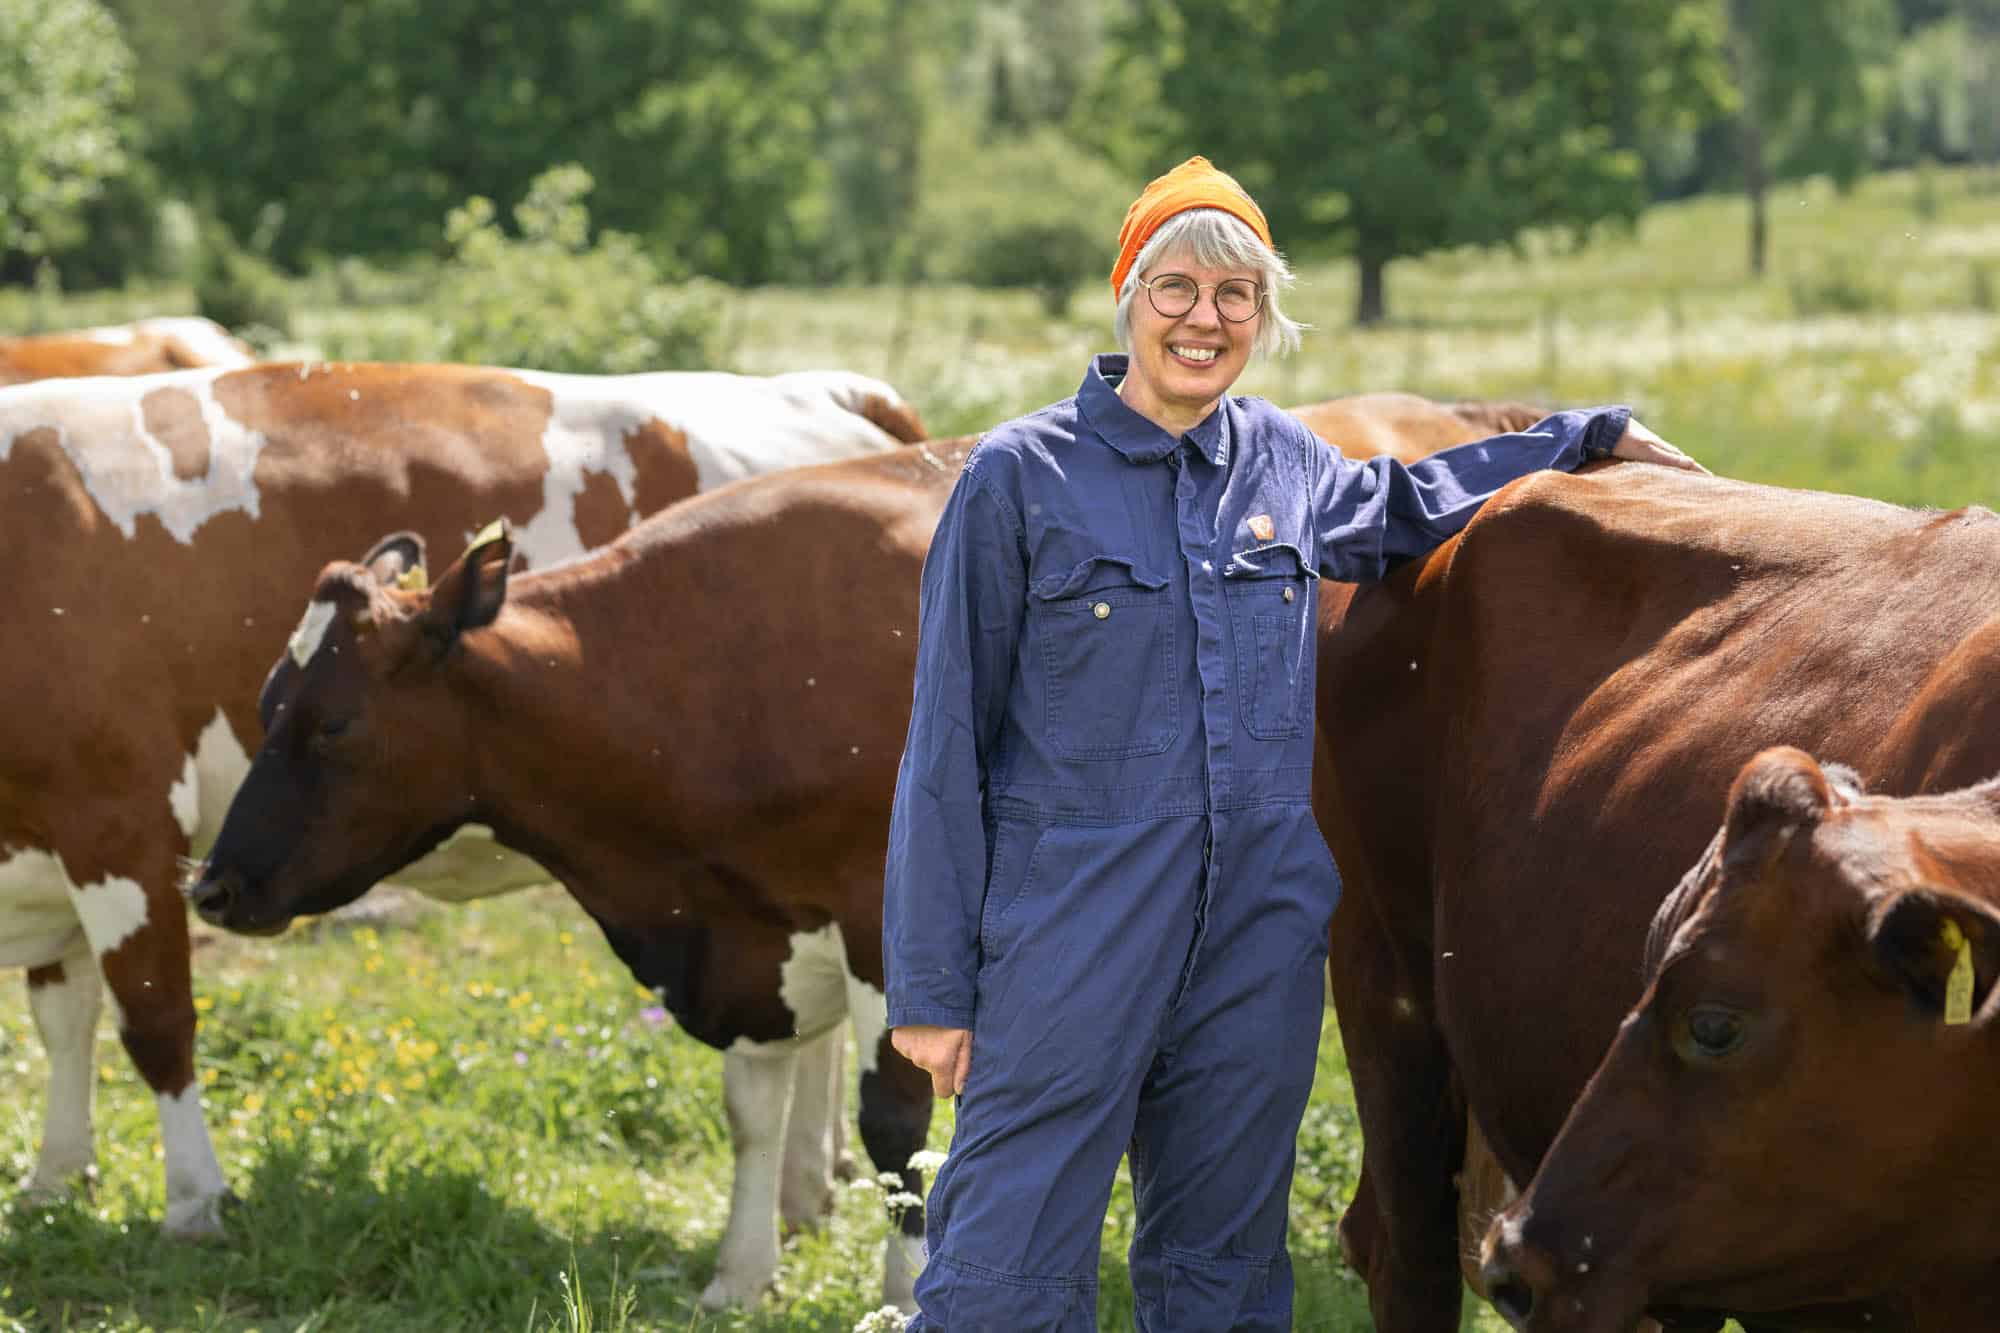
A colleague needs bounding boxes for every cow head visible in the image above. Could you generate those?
[1480,746,2000,1332]
[188,525,515,933]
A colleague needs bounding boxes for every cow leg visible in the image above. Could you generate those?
[857,1029,932,1313]
[827,1034,856,1180]
[701,1043,799,1309]
[1330,910,1465,1333]
[779,1025,842,1230]
[69,865,228,1240]
[24,944,102,1196]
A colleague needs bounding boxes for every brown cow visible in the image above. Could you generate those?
[1291,392,1547,463]
[0,317,254,384]
[1312,463,2000,1331]
[188,442,969,1308]
[0,361,924,1245]
[1479,748,2000,1331]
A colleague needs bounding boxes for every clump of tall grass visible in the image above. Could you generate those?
[1788,256,1898,317]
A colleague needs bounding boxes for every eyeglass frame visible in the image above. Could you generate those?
[1135,272,1267,323]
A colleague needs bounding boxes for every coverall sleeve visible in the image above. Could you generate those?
[1312,405,1631,583]
[884,459,1027,1030]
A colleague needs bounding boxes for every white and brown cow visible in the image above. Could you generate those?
[0,360,924,1244]
[0,317,255,385]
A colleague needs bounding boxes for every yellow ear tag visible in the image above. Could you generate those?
[1942,919,1975,1026]
[465,518,505,557]
[395,566,428,592]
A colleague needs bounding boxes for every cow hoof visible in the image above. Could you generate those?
[162,1189,232,1241]
[833,1150,859,1182]
[23,1163,96,1201]
[882,1231,925,1312]
[699,1270,774,1310]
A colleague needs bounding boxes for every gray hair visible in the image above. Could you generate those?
[1113,208,1306,360]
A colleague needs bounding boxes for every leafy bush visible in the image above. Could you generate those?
[921,128,1130,317]
[434,164,720,374]
[192,219,293,344]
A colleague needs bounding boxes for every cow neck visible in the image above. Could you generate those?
[452,546,723,919]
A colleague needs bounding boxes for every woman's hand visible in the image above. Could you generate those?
[1611,418,1709,474]
[892,1024,973,1098]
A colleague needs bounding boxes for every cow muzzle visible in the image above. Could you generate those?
[187,868,287,935]
[186,868,238,926]
[1481,1225,1552,1330]
[1480,1214,1640,1333]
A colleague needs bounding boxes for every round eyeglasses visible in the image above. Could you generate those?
[1137,273,1265,323]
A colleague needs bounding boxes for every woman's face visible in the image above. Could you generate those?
[1123,255,1262,424]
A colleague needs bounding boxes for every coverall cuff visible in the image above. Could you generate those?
[1578,405,1633,461]
[887,1003,976,1031]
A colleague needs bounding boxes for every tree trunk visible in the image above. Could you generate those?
[1355,250,1387,327]
[1728,0,1769,277]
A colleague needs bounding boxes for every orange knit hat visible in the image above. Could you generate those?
[1109,155,1273,300]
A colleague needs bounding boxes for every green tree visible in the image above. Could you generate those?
[921,124,1131,315]
[0,0,137,263]
[101,0,252,142]
[1727,0,1898,276]
[170,0,853,282]
[808,0,973,282]
[1100,0,1729,325]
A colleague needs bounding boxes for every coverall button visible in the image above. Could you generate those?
[1092,602,1111,619]
[1283,586,1296,603]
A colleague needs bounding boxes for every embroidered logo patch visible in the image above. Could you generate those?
[1248,514,1275,542]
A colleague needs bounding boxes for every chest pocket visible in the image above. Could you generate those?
[1224,542,1317,740]
[1030,555,1179,760]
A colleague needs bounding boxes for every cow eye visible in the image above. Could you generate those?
[1682,1006,1745,1059]
[316,718,352,741]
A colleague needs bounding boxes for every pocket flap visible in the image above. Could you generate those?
[1032,555,1170,601]
[1223,542,1317,580]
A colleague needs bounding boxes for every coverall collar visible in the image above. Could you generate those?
[1079,353,1231,467]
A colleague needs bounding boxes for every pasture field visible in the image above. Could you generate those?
[5,169,1996,1331]
[0,890,1425,1333]
[9,167,1997,507]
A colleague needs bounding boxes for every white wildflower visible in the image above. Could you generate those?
[853,1306,911,1333]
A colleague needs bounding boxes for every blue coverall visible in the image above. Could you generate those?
[885,354,1629,1331]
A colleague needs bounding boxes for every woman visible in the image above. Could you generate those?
[884,155,1701,1332]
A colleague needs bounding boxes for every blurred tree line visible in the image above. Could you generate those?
[2,0,1995,323]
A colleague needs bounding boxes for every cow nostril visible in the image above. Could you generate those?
[190,875,234,919]
[1488,1274,1535,1327]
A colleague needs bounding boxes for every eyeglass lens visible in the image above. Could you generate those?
[1147,275,1262,322]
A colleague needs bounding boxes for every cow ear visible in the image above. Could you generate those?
[1722,747,1837,872]
[1644,826,1725,981]
[360,532,427,587]
[1869,890,2000,1026]
[422,519,513,649]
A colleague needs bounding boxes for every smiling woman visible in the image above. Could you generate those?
[1111,205,1304,436]
[881,154,1700,1333]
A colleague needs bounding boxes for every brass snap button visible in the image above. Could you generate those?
[1092,602,1111,620]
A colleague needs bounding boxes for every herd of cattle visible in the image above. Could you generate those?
[4,316,1997,1331]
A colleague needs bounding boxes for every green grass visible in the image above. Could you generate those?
[0,891,1477,1332]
